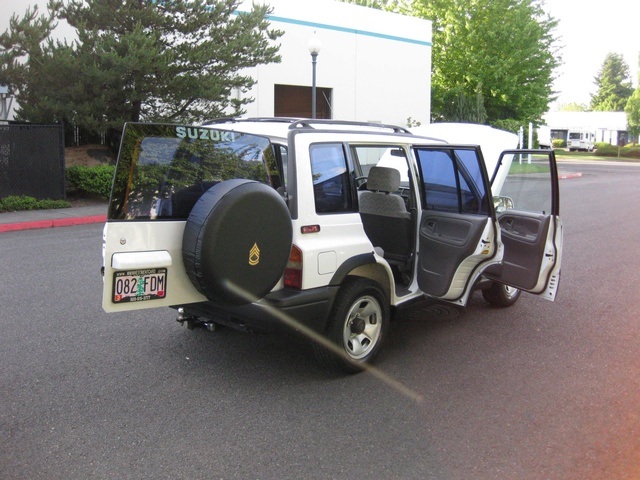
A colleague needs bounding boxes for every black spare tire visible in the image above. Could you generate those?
[182,179,292,306]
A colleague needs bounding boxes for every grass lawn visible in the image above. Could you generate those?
[554,149,640,162]
[509,162,549,174]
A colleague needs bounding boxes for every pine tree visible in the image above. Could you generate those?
[1,0,283,131]
[590,52,633,112]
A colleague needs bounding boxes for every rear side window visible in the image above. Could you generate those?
[310,143,354,214]
[415,147,489,215]
[109,124,278,220]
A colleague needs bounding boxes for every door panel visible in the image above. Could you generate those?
[418,211,491,297]
[497,212,549,290]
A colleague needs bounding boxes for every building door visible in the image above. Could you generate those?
[274,84,332,119]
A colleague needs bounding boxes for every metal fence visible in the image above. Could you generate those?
[0,123,65,200]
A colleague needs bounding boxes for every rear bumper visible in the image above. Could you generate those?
[177,285,339,334]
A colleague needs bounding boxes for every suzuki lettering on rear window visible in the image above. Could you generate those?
[108,123,279,221]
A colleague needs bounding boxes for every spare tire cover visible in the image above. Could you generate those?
[182,179,293,306]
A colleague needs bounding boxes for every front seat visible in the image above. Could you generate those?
[358,166,413,265]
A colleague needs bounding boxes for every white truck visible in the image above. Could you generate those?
[537,125,552,149]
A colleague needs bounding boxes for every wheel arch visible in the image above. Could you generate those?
[329,253,393,302]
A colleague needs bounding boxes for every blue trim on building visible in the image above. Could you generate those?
[234,11,431,47]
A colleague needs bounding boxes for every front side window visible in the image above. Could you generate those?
[109,124,278,220]
[310,143,353,214]
[415,147,489,215]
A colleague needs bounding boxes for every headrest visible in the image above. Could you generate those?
[367,166,401,193]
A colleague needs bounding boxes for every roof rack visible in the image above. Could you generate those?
[203,117,302,125]
[288,119,411,134]
[203,117,412,135]
[202,117,238,125]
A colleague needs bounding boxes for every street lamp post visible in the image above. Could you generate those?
[0,86,13,122]
[308,33,322,119]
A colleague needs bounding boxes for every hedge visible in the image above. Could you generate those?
[65,164,116,198]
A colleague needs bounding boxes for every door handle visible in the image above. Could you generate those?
[503,218,514,231]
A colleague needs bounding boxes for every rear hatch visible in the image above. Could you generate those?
[102,123,284,312]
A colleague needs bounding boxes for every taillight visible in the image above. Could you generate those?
[284,245,302,289]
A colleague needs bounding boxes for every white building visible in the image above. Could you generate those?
[237,0,432,126]
[543,111,632,146]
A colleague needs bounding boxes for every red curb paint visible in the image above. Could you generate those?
[0,219,53,232]
[52,215,107,227]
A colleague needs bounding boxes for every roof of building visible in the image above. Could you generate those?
[543,111,627,131]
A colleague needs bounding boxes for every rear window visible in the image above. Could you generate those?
[310,143,354,214]
[108,124,279,220]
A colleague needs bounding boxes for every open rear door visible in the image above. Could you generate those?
[485,149,562,300]
[414,146,502,305]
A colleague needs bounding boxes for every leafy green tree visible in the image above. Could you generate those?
[590,52,633,111]
[408,0,560,125]
[339,0,404,9]
[1,0,283,132]
[625,88,640,145]
[439,84,487,123]
[559,102,588,112]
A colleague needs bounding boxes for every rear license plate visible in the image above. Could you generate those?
[113,268,167,303]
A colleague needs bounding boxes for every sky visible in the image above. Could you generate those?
[2,0,639,113]
[542,0,639,110]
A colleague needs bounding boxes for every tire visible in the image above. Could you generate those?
[482,281,521,307]
[182,180,292,306]
[314,277,390,374]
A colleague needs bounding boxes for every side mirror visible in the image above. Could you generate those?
[493,195,514,212]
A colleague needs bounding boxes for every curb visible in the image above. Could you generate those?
[0,214,106,233]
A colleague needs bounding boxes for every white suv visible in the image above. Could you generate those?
[102,118,562,373]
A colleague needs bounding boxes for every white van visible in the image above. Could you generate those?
[568,130,595,151]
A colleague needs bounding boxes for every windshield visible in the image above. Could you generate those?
[108,124,279,220]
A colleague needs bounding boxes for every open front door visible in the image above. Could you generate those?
[414,146,501,305]
[485,150,562,300]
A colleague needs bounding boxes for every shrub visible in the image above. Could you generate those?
[595,143,640,159]
[552,139,565,148]
[66,164,115,198]
[0,195,39,211]
[595,144,618,156]
[621,145,640,159]
[0,195,70,212]
[37,199,73,209]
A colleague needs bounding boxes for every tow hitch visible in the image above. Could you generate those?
[176,308,217,332]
